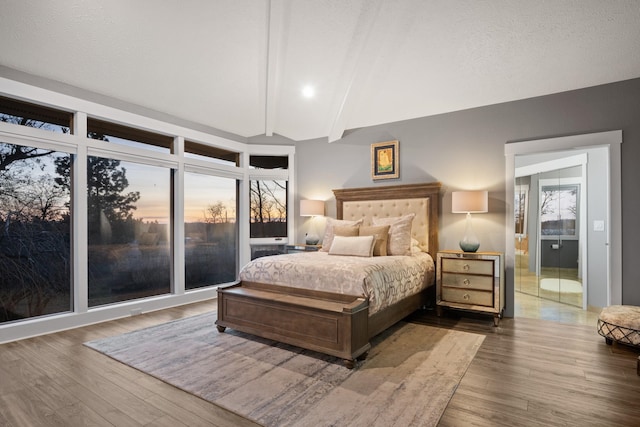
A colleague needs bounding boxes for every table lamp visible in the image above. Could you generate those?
[452,190,488,252]
[300,199,324,245]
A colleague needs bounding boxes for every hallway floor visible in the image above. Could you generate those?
[515,290,600,327]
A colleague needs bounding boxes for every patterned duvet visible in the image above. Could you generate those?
[238,251,435,315]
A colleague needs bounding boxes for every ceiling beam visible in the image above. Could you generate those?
[326,1,383,143]
[265,0,285,137]
[327,1,417,143]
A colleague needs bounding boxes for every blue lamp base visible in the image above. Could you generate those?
[459,212,480,252]
[459,241,480,252]
[305,233,320,245]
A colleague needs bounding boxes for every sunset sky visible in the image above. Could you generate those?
[123,161,237,224]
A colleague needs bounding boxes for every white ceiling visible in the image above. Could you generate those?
[1,0,640,142]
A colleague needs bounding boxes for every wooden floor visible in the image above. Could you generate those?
[1,298,639,427]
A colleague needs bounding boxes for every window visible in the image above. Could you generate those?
[248,154,291,256]
[184,140,239,166]
[249,179,287,238]
[540,184,579,237]
[249,155,288,170]
[0,142,72,323]
[0,95,72,134]
[87,118,173,153]
[184,172,238,289]
[85,156,171,306]
[0,92,295,340]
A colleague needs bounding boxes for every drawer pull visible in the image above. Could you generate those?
[463,293,470,300]
[463,264,470,271]
[463,279,470,286]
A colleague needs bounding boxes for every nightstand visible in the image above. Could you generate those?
[285,244,322,254]
[436,250,505,326]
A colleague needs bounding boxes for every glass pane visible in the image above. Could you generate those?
[540,184,578,237]
[0,95,72,134]
[184,172,238,289]
[249,155,288,169]
[0,142,71,323]
[250,180,287,238]
[515,178,537,297]
[184,141,239,166]
[538,170,582,308]
[86,156,171,306]
[87,118,172,153]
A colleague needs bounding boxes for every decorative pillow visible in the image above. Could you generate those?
[411,237,425,253]
[333,225,360,237]
[359,225,390,256]
[328,235,375,257]
[320,217,364,252]
[372,213,415,256]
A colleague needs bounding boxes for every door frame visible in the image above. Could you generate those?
[504,130,622,318]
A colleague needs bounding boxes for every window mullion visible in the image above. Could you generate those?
[74,111,88,313]
[173,136,185,295]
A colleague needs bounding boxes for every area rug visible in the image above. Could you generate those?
[540,278,583,294]
[85,312,484,427]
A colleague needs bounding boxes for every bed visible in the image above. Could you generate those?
[216,182,441,368]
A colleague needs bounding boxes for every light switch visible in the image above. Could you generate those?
[593,220,605,232]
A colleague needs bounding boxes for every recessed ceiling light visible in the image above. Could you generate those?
[302,85,315,98]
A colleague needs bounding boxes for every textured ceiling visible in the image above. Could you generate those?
[1,0,639,142]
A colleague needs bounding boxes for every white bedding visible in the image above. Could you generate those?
[238,251,435,315]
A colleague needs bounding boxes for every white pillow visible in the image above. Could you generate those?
[328,235,375,257]
[320,217,364,252]
[372,213,415,256]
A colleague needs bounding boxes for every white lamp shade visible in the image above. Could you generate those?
[300,199,324,216]
[452,191,488,213]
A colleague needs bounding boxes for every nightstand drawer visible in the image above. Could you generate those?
[441,258,494,275]
[442,288,493,307]
[441,272,493,291]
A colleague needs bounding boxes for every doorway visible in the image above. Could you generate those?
[504,130,622,320]
[515,159,586,310]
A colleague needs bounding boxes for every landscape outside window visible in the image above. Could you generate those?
[0,95,290,329]
[249,155,288,239]
[250,179,287,239]
[540,184,578,237]
[80,156,172,307]
[184,172,238,290]
[0,101,73,324]
[0,142,72,323]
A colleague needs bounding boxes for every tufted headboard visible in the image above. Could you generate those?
[333,182,441,259]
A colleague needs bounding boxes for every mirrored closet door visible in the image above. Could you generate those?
[514,165,584,308]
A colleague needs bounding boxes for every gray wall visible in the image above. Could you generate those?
[295,78,640,307]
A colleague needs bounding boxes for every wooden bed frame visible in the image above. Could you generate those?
[216,182,441,368]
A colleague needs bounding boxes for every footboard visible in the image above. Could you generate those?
[216,281,371,367]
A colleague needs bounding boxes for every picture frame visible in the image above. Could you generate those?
[371,140,399,180]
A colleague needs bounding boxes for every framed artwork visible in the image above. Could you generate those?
[371,140,399,180]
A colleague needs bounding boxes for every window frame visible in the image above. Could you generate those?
[246,149,295,251]
[0,137,75,322]
[0,84,295,343]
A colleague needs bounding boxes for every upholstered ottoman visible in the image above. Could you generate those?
[597,305,640,375]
